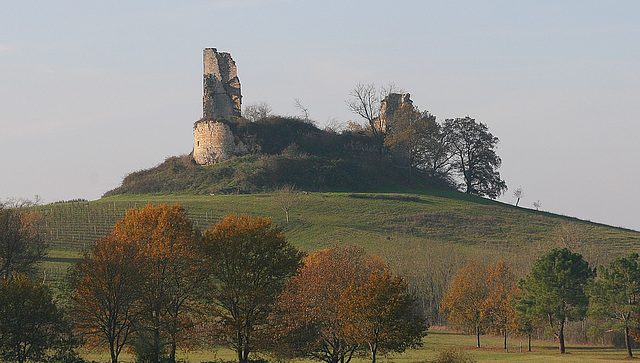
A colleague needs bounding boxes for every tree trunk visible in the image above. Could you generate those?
[626,326,634,358]
[558,321,566,354]
[169,341,177,363]
[504,330,508,351]
[370,341,378,363]
[528,334,532,352]
[110,339,118,363]
[476,326,481,348]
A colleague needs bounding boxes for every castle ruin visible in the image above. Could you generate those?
[375,93,413,133]
[193,48,247,165]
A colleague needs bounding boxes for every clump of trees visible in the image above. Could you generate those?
[348,83,507,198]
[0,203,81,363]
[64,205,425,363]
[273,245,427,363]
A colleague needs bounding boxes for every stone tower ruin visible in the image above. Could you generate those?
[193,48,247,166]
[203,48,242,118]
[374,93,413,132]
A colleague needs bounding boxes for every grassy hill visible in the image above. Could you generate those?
[38,188,640,323]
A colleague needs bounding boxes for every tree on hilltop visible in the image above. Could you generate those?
[443,116,507,198]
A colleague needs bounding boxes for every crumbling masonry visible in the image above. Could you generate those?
[193,48,247,165]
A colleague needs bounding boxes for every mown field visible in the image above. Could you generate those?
[79,326,631,363]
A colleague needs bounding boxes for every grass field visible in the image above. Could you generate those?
[39,190,640,281]
[77,326,632,363]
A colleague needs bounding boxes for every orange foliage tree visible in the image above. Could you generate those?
[69,234,145,363]
[69,204,200,363]
[195,214,304,363]
[274,245,426,363]
[483,261,519,351]
[441,260,518,348]
[339,262,427,363]
[440,260,491,348]
[110,204,200,363]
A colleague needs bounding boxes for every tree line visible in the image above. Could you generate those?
[441,248,640,358]
[0,204,426,363]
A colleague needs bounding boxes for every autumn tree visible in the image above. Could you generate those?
[384,104,452,183]
[440,260,491,348]
[69,203,200,363]
[518,248,594,354]
[69,234,146,363]
[339,263,426,363]
[0,206,47,280]
[274,245,373,363]
[110,204,200,363]
[0,275,74,363]
[196,214,304,363]
[443,116,507,198]
[484,262,519,351]
[588,253,640,358]
[274,245,425,363]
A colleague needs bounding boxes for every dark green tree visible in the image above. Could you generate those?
[0,207,47,280]
[588,253,640,358]
[196,214,304,363]
[519,248,594,353]
[443,116,506,198]
[0,275,73,363]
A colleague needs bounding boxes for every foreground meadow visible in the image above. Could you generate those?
[79,326,628,363]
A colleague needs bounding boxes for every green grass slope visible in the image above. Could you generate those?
[40,190,640,300]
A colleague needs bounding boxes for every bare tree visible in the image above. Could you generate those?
[273,185,301,223]
[293,98,310,122]
[513,187,524,206]
[347,83,403,152]
[346,83,382,140]
[242,102,272,122]
[533,200,541,211]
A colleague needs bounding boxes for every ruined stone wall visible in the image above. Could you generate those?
[375,93,413,132]
[203,48,242,118]
[193,121,248,165]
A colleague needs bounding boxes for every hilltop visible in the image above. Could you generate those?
[104,116,450,197]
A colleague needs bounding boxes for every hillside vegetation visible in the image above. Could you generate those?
[40,189,640,323]
[104,116,450,197]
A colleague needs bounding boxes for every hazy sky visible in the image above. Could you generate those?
[2,1,640,230]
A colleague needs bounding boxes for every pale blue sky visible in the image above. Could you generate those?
[2,1,640,230]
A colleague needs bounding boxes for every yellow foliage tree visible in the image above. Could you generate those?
[440,260,491,348]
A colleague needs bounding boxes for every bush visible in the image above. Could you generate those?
[429,348,476,363]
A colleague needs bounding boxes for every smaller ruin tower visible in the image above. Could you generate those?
[203,48,242,118]
[375,93,413,132]
[193,49,246,166]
